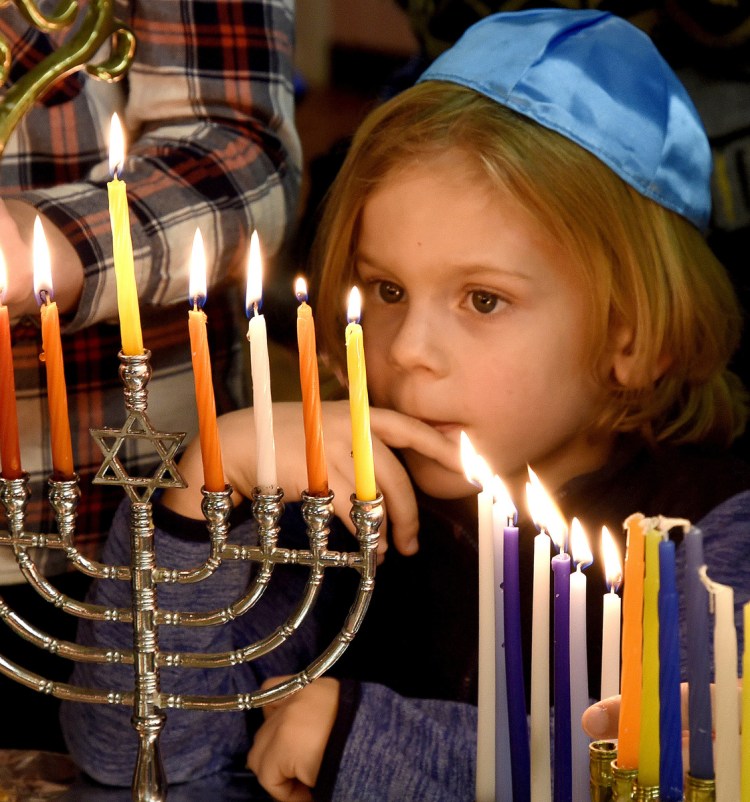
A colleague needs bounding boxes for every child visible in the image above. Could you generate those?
[62,9,750,801]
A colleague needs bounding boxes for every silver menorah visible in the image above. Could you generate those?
[0,350,383,801]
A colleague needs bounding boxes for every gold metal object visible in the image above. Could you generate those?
[684,773,715,802]
[612,762,639,802]
[590,741,617,802]
[0,0,135,157]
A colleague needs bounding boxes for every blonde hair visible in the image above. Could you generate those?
[314,81,748,447]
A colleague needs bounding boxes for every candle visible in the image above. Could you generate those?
[107,113,144,356]
[295,277,328,496]
[460,433,495,802]
[0,249,22,479]
[701,568,740,802]
[34,217,74,479]
[684,527,713,780]
[498,477,530,802]
[245,231,277,490]
[741,602,750,802]
[345,287,376,501]
[599,526,622,700]
[551,548,572,802]
[658,537,683,801]
[187,229,224,492]
[569,518,592,802]
[527,473,551,802]
[638,526,661,788]
[617,513,646,769]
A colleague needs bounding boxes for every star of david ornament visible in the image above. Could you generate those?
[91,410,187,503]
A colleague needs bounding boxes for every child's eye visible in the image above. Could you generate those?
[377,281,405,304]
[470,290,501,314]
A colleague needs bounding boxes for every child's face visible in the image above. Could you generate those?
[355,149,615,498]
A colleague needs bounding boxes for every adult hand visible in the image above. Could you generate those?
[0,199,83,318]
[247,675,340,802]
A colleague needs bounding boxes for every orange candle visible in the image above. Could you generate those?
[295,277,328,496]
[616,512,646,769]
[0,250,22,479]
[188,229,224,492]
[34,217,74,479]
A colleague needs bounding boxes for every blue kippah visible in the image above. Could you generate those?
[417,9,712,230]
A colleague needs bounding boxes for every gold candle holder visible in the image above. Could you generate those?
[590,740,617,802]
[684,773,715,802]
[633,783,661,800]
[612,762,639,802]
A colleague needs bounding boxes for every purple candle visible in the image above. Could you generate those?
[552,550,572,802]
[684,527,713,779]
[659,538,683,800]
[503,520,531,802]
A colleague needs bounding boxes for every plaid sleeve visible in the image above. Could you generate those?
[12,0,301,332]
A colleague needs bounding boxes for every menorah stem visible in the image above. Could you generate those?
[129,500,166,802]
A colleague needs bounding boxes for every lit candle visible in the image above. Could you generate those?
[599,526,622,700]
[460,433,495,802]
[684,526,713,780]
[569,517,592,802]
[245,231,277,490]
[741,601,750,802]
[107,112,144,356]
[527,471,551,802]
[658,537,683,801]
[0,248,22,479]
[34,217,74,479]
[295,277,328,496]
[638,525,661,788]
[345,287,376,501]
[497,476,530,802]
[700,568,740,802]
[617,513,646,770]
[187,229,224,492]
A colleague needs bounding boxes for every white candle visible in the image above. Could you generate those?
[245,231,277,490]
[701,568,740,802]
[527,471,552,802]
[569,517,592,802]
[600,526,622,699]
[460,433,494,802]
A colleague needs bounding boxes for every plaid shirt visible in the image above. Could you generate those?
[0,0,301,572]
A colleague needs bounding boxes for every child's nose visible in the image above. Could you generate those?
[387,308,447,375]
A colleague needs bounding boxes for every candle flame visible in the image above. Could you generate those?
[188,228,207,307]
[459,431,492,491]
[570,517,593,570]
[245,230,263,314]
[347,286,362,324]
[602,526,622,592]
[109,113,126,177]
[0,246,7,304]
[526,466,567,552]
[32,216,53,304]
[491,474,516,522]
[295,276,308,303]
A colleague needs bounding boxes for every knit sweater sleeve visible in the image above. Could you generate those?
[327,682,478,802]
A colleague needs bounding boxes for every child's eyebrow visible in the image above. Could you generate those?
[356,249,532,281]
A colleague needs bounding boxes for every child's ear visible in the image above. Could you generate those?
[611,326,672,388]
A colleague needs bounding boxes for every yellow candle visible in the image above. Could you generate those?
[108,113,143,356]
[638,527,661,787]
[188,229,224,492]
[345,287,376,501]
[34,218,74,479]
[295,277,328,496]
[742,601,750,801]
[617,513,646,769]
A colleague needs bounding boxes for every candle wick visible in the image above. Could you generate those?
[253,301,259,317]
[39,289,50,306]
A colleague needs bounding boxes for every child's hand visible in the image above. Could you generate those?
[247,675,340,802]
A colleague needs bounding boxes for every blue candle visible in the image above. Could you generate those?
[684,528,713,779]
[659,539,683,800]
[503,521,531,802]
[552,551,572,802]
